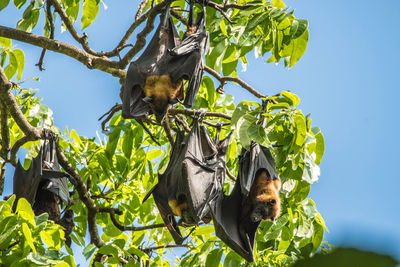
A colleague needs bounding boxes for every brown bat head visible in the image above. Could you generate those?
[143,75,183,123]
[248,170,281,223]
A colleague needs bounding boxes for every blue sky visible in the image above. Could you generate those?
[1,0,400,264]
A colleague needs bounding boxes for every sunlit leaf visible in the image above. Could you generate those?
[81,0,99,30]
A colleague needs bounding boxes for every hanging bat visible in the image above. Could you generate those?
[143,118,231,244]
[122,0,209,123]
[12,130,71,220]
[210,142,281,262]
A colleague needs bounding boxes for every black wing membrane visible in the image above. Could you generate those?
[143,118,231,244]
[122,1,209,119]
[12,131,71,208]
[211,142,279,262]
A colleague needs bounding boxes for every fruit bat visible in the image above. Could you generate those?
[122,0,209,122]
[12,131,71,210]
[143,118,231,244]
[210,142,280,262]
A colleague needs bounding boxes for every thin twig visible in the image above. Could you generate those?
[136,118,161,146]
[108,209,166,232]
[225,167,236,182]
[98,104,122,131]
[173,114,191,132]
[162,116,175,145]
[141,244,188,253]
[36,0,55,71]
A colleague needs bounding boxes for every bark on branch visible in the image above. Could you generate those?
[0,26,125,78]
[203,65,266,98]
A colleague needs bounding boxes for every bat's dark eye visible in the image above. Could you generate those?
[270,199,276,205]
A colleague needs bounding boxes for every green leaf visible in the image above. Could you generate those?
[224,251,243,267]
[81,0,99,30]
[103,223,122,237]
[0,37,11,48]
[127,247,149,260]
[0,217,18,249]
[272,0,286,8]
[122,129,133,159]
[281,91,300,107]
[22,222,36,254]
[203,76,216,106]
[311,127,325,165]
[311,222,324,253]
[105,128,121,158]
[294,112,306,147]
[16,198,36,226]
[146,148,162,161]
[219,20,228,36]
[11,49,24,80]
[0,0,10,11]
[13,0,25,8]
[34,213,49,226]
[289,29,309,68]
[83,243,97,260]
[98,245,119,258]
[290,19,308,39]
[237,114,258,148]
[278,226,291,251]
[4,50,17,79]
[16,5,40,32]
[206,249,223,267]
[40,230,56,248]
[248,124,268,146]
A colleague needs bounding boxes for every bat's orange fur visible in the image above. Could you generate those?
[243,170,281,222]
[143,75,183,122]
[168,199,188,217]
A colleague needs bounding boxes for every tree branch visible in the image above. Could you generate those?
[0,103,10,161]
[0,66,43,139]
[119,1,168,68]
[48,0,101,57]
[55,141,104,247]
[203,65,266,98]
[10,135,34,166]
[0,162,5,195]
[135,0,150,21]
[162,116,175,145]
[98,103,122,131]
[0,26,125,78]
[169,108,232,120]
[108,209,166,232]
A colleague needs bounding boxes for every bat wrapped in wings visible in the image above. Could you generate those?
[122,0,209,122]
[12,130,71,220]
[210,141,281,262]
[143,118,231,244]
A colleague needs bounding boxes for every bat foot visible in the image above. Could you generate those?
[142,96,153,103]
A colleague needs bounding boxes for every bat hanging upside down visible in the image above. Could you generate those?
[242,169,281,223]
[142,75,184,123]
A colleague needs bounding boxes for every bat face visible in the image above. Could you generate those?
[143,75,183,122]
[247,170,281,223]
